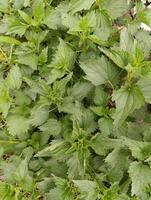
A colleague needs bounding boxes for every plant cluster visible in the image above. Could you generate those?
[1,0,151,199]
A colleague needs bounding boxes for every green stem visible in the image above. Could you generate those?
[0,140,19,144]
[108,80,114,90]
[9,44,14,63]
[0,47,8,62]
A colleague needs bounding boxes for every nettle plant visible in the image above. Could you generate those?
[1,0,151,199]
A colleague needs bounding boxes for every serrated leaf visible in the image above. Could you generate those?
[73,180,99,200]
[98,117,113,136]
[0,182,19,200]
[0,36,21,45]
[13,0,30,9]
[122,137,151,160]
[105,147,130,170]
[39,118,61,136]
[32,0,45,23]
[0,86,12,117]
[17,53,38,70]
[46,188,62,200]
[129,161,151,196]
[101,0,130,19]
[6,115,29,137]
[6,65,22,89]
[120,27,133,53]
[91,106,108,117]
[12,158,34,192]
[70,0,95,14]
[135,29,151,57]
[15,91,31,106]
[49,38,75,73]
[91,133,120,156]
[94,10,113,41]
[80,55,119,86]
[37,177,53,194]
[7,21,28,36]
[36,140,67,157]
[138,78,151,104]
[94,87,109,106]
[112,85,145,127]
[52,176,75,200]
[29,106,49,126]
[0,0,8,12]
[44,8,61,29]
[99,47,128,69]
[102,184,130,200]
[67,153,80,179]
[18,10,32,24]
[39,47,48,63]
[69,81,93,101]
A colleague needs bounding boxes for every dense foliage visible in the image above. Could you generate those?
[1,0,151,199]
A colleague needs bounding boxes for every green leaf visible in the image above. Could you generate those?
[6,65,22,89]
[90,133,119,156]
[94,10,113,41]
[39,118,61,136]
[129,161,151,196]
[49,39,75,76]
[120,27,133,53]
[69,81,93,101]
[91,106,108,117]
[36,140,68,157]
[13,158,34,192]
[98,117,113,136]
[39,47,48,63]
[71,106,97,133]
[24,0,31,7]
[0,182,20,200]
[135,29,151,57]
[94,87,109,106]
[0,86,11,117]
[50,176,75,200]
[52,73,73,100]
[88,34,108,46]
[138,78,151,104]
[18,10,32,24]
[37,177,53,194]
[46,188,62,200]
[15,91,31,106]
[112,85,145,127]
[69,0,95,14]
[62,10,96,36]
[0,0,8,12]
[80,55,119,86]
[32,0,45,23]
[14,158,28,180]
[17,53,38,70]
[73,180,99,200]
[67,153,80,179]
[0,36,21,45]
[6,115,29,137]
[105,147,130,170]
[7,21,28,36]
[13,0,26,10]
[43,8,61,29]
[29,106,49,126]
[25,29,48,45]
[122,137,151,160]
[101,0,130,19]
[99,47,128,69]
[102,184,129,200]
